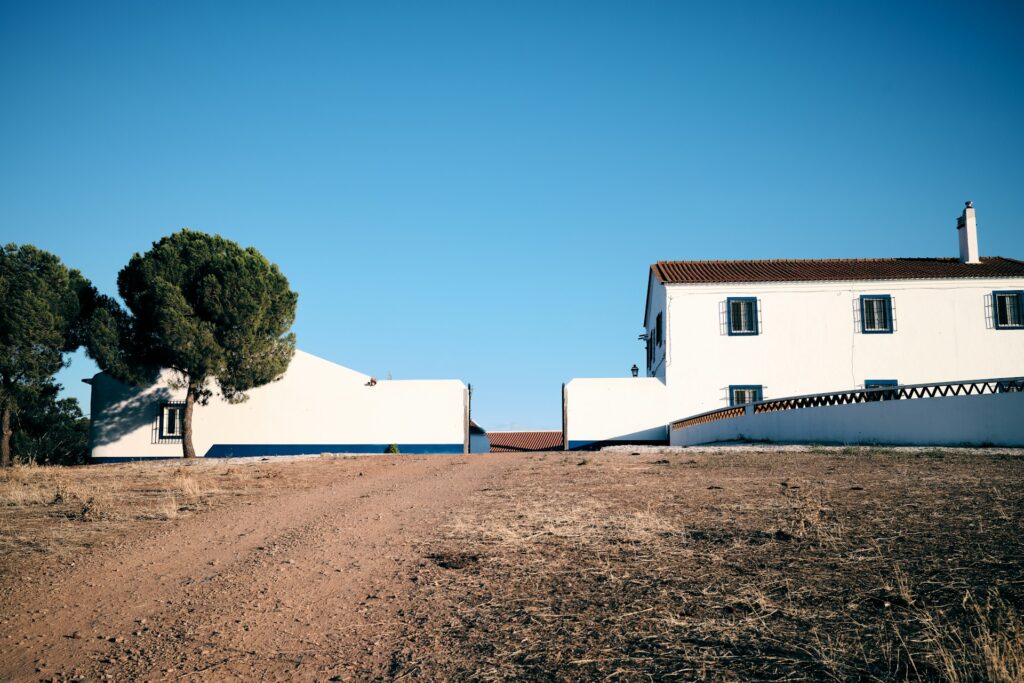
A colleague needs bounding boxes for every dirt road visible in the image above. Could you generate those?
[3,448,1023,682]
[0,453,517,681]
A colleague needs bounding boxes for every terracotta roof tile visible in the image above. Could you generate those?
[652,257,1024,285]
[487,431,564,452]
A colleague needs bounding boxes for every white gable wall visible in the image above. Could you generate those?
[665,277,1024,420]
[644,277,668,382]
[90,350,468,460]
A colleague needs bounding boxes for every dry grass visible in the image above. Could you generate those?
[915,589,1024,683]
[0,458,321,578]
[3,449,1022,680]
[393,449,1024,682]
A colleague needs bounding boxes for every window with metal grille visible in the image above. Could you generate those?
[727,298,758,335]
[860,295,893,333]
[160,403,185,440]
[994,291,1024,329]
[729,385,762,406]
[656,312,664,346]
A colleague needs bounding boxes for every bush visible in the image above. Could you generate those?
[11,389,89,465]
[386,444,400,454]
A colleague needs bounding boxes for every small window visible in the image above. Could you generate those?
[997,380,1024,393]
[656,312,664,347]
[993,291,1024,330]
[860,295,893,334]
[729,385,762,406]
[727,297,758,335]
[865,379,898,401]
[160,403,185,439]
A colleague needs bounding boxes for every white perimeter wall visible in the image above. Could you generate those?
[671,392,1024,447]
[564,378,671,447]
[662,278,1024,420]
[90,350,467,459]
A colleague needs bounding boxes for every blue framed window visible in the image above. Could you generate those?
[729,385,762,406]
[727,297,759,335]
[864,379,898,401]
[993,291,1024,330]
[997,380,1024,393]
[860,295,893,334]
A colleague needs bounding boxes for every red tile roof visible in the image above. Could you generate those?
[487,431,564,452]
[652,257,1024,285]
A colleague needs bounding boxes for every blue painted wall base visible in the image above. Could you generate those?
[91,443,465,462]
[567,439,669,451]
[91,456,181,464]
[204,443,464,457]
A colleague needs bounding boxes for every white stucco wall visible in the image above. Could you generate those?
[89,350,468,460]
[670,391,1024,447]
[469,432,490,453]
[662,277,1024,421]
[568,274,1024,448]
[643,276,668,381]
[564,378,671,448]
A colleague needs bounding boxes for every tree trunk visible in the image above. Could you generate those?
[182,386,197,459]
[1,398,12,468]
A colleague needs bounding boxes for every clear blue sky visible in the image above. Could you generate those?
[3,1,1023,430]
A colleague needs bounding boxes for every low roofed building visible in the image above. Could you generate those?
[488,431,564,453]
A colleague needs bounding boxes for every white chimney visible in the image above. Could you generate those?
[957,200,980,264]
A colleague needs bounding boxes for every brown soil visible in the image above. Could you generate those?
[1,448,1023,682]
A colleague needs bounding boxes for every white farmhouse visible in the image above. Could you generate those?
[88,350,469,461]
[565,202,1024,448]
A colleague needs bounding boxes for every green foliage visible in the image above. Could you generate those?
[111,229,298,402]
[11,385,89,465]
[386,443,401,454]
[96,229,298,457]
[0,244,84,392]
[0,244,99,465]
[82,292,158,387]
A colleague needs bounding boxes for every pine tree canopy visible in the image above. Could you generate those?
[0,243,90,400]
[113,229,298,403]
[0,243,100,465]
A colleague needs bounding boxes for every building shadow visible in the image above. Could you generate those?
[89,373,172,448]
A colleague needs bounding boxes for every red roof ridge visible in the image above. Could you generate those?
[486,429,563,434]
[651,256,1024,284]
[655,256,1018,266]
[487,430,564,453]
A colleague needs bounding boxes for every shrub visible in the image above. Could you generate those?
[11,390,89,465]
